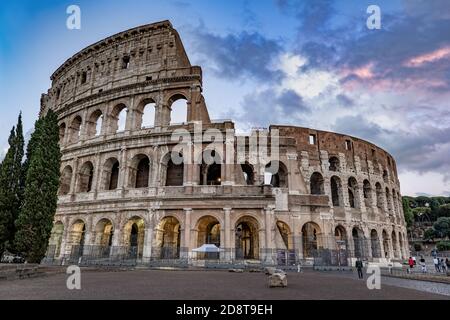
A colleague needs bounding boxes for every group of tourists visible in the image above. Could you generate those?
[408,255,450,273]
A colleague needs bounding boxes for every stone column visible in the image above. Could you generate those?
[264,207,275,264]
[223,208,232,261]
[69,157,79,197]
[182,208,192,259]
[118,147,128,189]
[142,210,154,263]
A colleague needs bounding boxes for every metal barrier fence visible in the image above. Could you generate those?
[43,237,401,268]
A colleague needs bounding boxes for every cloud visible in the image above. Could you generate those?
[190,26,283,82]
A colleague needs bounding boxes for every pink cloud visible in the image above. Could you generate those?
[406,46,450,67]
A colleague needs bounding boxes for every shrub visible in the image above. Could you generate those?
[436,241,450,252]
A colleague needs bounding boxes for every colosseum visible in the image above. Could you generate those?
[41,20,409,267]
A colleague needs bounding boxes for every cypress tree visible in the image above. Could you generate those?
[0,113,25,256]
[14,110,61,263]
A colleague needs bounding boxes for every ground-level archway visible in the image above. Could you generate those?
[196,215,221,259]
[154,216,181,259]
[302,222,321,258]
[123,217,145,259]
[235,216,259,260]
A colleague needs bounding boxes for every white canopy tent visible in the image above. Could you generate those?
[192,244,224,253]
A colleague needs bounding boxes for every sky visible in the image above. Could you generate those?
[0,0,449,196]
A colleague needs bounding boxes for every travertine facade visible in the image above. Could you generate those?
[42,21,408,266]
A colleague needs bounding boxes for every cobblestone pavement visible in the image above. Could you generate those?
[319,271,450,296]
[0,269,449,300]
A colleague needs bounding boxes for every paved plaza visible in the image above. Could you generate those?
[0,268,449,300]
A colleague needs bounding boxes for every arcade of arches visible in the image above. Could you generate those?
[49,211,407,264]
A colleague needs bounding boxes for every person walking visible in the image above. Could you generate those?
[433,256,440,272]
[440,258,446,272]
[408,256,414,273]
[420,256,427,273]
[355,258,364,279]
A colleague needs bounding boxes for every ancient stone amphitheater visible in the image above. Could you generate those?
[42,21,408,267]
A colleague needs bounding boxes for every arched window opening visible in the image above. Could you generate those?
[141,102,156,128]
[59,166,73,195]
[331,176,341,206]
[265,161,288,188]
[77,162,94,193]
[59,123,66,143]
[109,161,119,190]
[383,170,388,183]
[329,156,339,172]
[363,180,372,207]
[375,182,383,208]
[241,163,255,185]
[200,150,222,185]
[111,104,128,133]
[87,110,103,138]
[347,177,359,208]
[169,95,188,125]
[69,116,82,143]
[165,153,184,186]
[135,157,150,188]
[310,172,324,195]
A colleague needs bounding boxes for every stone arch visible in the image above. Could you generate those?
[200,150,222,185]
[375,182,383,208]
[135,97,156,129]
[161,152,184,186]
[235,215,260,260]
[123,216,145,258]
[59,165,73,195]
[335,225,347,243]
[382,229,390,258]
[154,216,181,259]
[302,222,322,258]
[328,156,340,172]
[330,176,343,206]
[100,157,119,190]
[77,161,94,193]
[69,219,86,251]
[352,226,366,258]
[385,187,392,214]
[241,162,255,185]
[110,103,128,133]
[398,231,404,259]
[347,177,359,208]
[392,189,398,216]
[310,172,325,195]
[363,180,372,207]
[48,221,64,258]
[129,154,150,188]
[168,93,188,125]
[392,230,399,258]
[69,115,82,143]
[59,122,66,143]
[93,218,114,249]
[383,169,388,183]
[370,229,381,258]
[275,220,293,250]
[195,215,221,259]
[265,161,288,188]
[86,109,103,138]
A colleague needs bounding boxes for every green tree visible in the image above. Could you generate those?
[402,197,414,227]
[436,204,450,218]
[14,110,61,263]
[0,113,24,256]
[432,217,450,239]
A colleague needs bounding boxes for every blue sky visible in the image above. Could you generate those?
[1,0,450,196]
